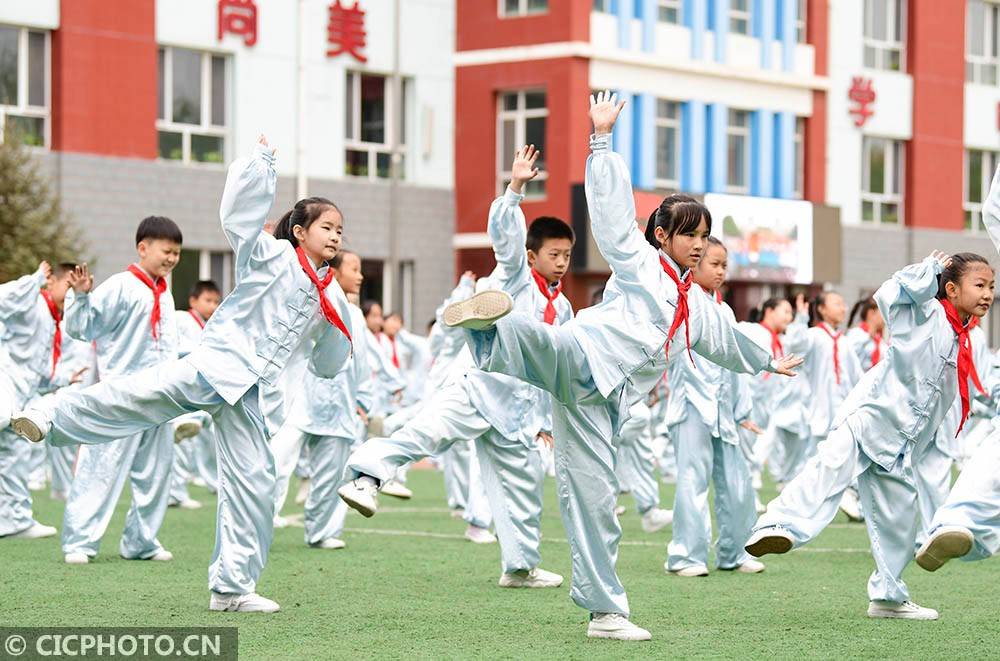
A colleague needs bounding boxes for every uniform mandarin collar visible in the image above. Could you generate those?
[657,250,687,279]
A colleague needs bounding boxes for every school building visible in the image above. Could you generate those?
[453,0,1000,342]
[0,0,455,327]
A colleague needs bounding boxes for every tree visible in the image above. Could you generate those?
[0,130,86,282]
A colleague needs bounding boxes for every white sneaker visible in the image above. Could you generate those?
[640,508,673,533]
[916,526,975,572]
[173,420,202,443]
[7,522,57,539]
[27,480,45,491]
[465,525,497,544]
[295,478,311,505]
[751,471,763,490]
[450,508,466,519]
[754,494,766,514]
[744,527,795,557]
[192,477,208,488]
[587,613,652,641]
[169,499,202,510]
[311,537,346,550]
[10,409,50,443]
[668,564,709,577]
[867,600,939,621]
[209,591,280,613]
[380,479,413,500]
[498,567,563,588]
[50,490,67,502]
[839,487,864,522]
[273,515,290,529]
[64,552,90,565]
[442,291,514,330]
[338,478,379,518]
[613,504,627,516]
[734,559,766,574]
[148,549,174,561]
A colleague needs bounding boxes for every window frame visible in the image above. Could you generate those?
[725,109,751,195]
[344,71,408,181]
[964,148,1000,232]
[0,25,50,149]
[499,0,548,18]
[796,0,808,43]
[156,45,230,166]
[654,99,681,191]
[966,0,1000,85]
[496,89,549,200]
[863,0,906,73]
[730,0,752,35]
[657,0,682,24]
[793,116,806,199]
[860,136,904,225]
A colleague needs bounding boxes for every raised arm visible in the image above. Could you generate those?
[63,266,125,342]
[873,252,948,329]
[781,294,814,355]
[982,163,1000,255]
[219,137,277,274]
[0,262,47,322]
[487,146,539,294]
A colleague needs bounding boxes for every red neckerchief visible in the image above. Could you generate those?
[759,322,784,358]
[860,322,883,366]
[127,264,167,340]
[939,299,985,436]
[40,290,61,379]
[530,268,562,325]
[817,323,843,385]
[295,247,352,343]
[385,334,400,368]
[188,309,206,329]
[660,255,693,364]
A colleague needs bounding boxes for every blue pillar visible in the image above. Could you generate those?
[773,111,795,198]
[710,0,730,63]
[641,0,656,52]
[706,102,728,192]
[634,93,656,189]
[685,0,708,60]
[778,0,796,71]
[613,91,635,181]
[618,0,634,50]
[681,100,707,193]
[751,109,774,197]
[754,0,776,69]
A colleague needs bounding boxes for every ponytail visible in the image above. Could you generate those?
[273,196,340,247]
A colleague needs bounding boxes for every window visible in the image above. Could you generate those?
[864,0,905,72]
[861,137,903,224]
[726,109,751,194]
[964,149,1000,231]
[171,249,235,306]
[796,0,808,43]
[157,46,228,164]
[0,26,48,147]
[345,72,408,180]
[658,0,682,23]
[793,116,805,199]
[730,0,751,35]
[501,0,548,17]
[593,0,611,11]
[497,90,548,198]
[655,100,681,190]
[966,0,1000,84]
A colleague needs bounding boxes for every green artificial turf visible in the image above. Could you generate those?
[2,469,997,659]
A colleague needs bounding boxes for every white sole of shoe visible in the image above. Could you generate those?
[867,607,938,621]
[442,291,513,329]
[916,528,974,572]
[586,630,652,641]
[11,416,44,443]
[745,532,793,557]
[337,485,376,518]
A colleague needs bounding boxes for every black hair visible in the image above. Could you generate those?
[705,236,726,251]
[526,216,575,253]
[53,263,78,278]
[847,297,878,328]
[747,307,763,324]
[750,297,791,324]
[809,291,841,327]
[385,312,403,324]
[189,280,221,300]
[590,285,605,307]
[644,194,712,249]
[426,318,436,332]
[331,250,358,270]
[273,197,341,248]
[136,216,182,246]
[362,300,382,318]
[937,252,993,299]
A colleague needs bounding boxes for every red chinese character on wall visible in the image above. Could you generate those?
[327,1,368,63]
[218,0,258,47]
[848,77,876,128]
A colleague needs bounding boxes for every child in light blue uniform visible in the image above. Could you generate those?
[748,243,997,620]
[341,144,573,587]
[443,94,799,641]
[45,324,96,501]
[55,217,183,567]
[11,138,354,613]
[0,262,75,539]
[666,237,763,577]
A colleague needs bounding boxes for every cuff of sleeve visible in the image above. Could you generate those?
[590,133,611,153]
[929,256,945,274]
[503,185,525,205]
[794,312,809,323]
[766,360,779,374]
[34,270,47,286]
[253,142,276,167]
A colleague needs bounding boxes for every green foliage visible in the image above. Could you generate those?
[0,132,85,281]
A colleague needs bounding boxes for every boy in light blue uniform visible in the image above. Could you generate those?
[56,216,183,566]
[11,138,354,613]
[0,262,76,539]
[340,144,572,587]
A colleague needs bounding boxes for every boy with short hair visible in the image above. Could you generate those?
[57,216,183,564]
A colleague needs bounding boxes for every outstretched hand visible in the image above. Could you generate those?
[930,250,952,270]
[37,261,52,280]
[510,144,541,194]
[795,292,809,317]
[589,90,626,136]
[772,354,804,377]
[68,263,94,295]
[257,134,276,157]
[740,420,764,435]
